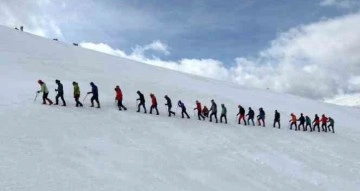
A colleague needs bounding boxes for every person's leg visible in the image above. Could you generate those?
[120,100,127,110]
[117,100,122,110]
[224,115,227,124]
[90,96,95,107]
[155,105,159,115]
[214,112,218,123]
[95,97,100,108]
[150,105,153,114]
[198,112,201,120]
[55,94,60,105]
[251,118,255,126]
[137,103,141,112]
[210,113,213,122]
[168,107,171,117]
[185,111,190,118]
[61,94,66,106]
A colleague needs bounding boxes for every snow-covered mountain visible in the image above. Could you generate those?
[0,26,359,191]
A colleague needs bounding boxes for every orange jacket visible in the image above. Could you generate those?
[291,114,297,123]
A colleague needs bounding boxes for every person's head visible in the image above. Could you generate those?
[275,110,277,113]
[211,99,214,103]
[72,81,77,86]
[315,114,318,117]
[306,115,309,118]
[221,104,224,107]
[322,114,325,117]
[164,95,168,98]
[137,90,140,94]
[38,80,43,84]
[196,100,199,103]
[90,82,94,86]
[55,79,60,84]
[178,100,182,104]
[249,107,251,110]
[150,93,154,97]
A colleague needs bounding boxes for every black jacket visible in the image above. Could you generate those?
[247,109,255,118]
[274,112,280,121]
[56,82,64,94]
[165,96,172,107]
[238,106,245,115]
[137,92,145,103]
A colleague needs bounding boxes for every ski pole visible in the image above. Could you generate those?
[83,94,89,102]
[34,92,39,102]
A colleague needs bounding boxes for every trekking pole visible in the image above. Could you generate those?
[83,94,89,102]
[34,92,39,102]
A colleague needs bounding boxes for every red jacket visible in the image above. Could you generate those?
[321,116,328,124]
[196,102,201,111]
[151,95,157,105]
[115,88,123,100]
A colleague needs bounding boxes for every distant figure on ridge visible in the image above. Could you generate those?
[220,104,227,124]
[54,79,66,106]
[72,81,83,107]
[194,100,205,120]
[178,100,190,119]
[87,82,100,108]
[164,95,175,117]
[149,93,159,115]
[136,91,146,113]
[37,80,53,105]
[115,85,127,111]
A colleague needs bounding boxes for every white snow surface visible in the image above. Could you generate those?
[0,26,359,191]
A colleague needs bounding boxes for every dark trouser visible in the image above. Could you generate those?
[305,123,312,131]
[55,93,66,106]
[117,100,127,110]
[247,117,255,126]
[91,95,100,108]
[42,93,53,105]
[313,124,320,132]
[74,95,83,107]
[210,112,218,123]
[220,114,227,124]
[273,120,280,128]
[298,122,304,131]
[150,104,159,115]
[290,122,297,130]
[197,111,205,120]
[203,112,209,117]
[257,117,265,127]
[321,123,327,132]
[238,115,246,125]
[167,106,175,117]
[181,109,190,119]
[327,124,335,133]
[137,101,146,113]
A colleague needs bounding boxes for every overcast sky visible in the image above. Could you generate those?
[1,0,360,104]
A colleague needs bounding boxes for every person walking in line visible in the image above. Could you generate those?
[87,82,100,108]
[289,113,297,131]
[313,114,320,132]
[273,110,280,129]
[246,107,255,126]
[297,113,305,131]
[257,108,265,127]
[164,95,175,117]
[37,80,53,105]
[136,91,147,113]
[327,117,335,133]
[320,114,328,132]
[194,100,205,120]
[209,99,218,123]
[220,104,227,124]
[178,100,190,119]
[202,106,209,118]
[115,85,127,111]
[54,79,66,106]
[305,115,312,132]
[149,93,159,115]
[237,105,247,125]
[72,81,83,107]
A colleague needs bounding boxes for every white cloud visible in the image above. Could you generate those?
[319,0,360,9]
[81,12,360,105]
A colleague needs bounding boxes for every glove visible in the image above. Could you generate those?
[37,91,40,93]
[55,89,58,91]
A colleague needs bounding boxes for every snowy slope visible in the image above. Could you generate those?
[0,26,359,191]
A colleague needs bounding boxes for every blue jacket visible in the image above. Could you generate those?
[91,83,98,97]
[178,101,186,110]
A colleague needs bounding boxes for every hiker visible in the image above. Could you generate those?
[115,85,127,111]
[220,104,227,124]
[246,107,255,126]
[320,114,328,132]
[289,113,297,130]
[149,93,159,115]
[237,105,246,125]
[37,80,53,105]
[312,114,320,132]
[72,81,83,107]
[209,99,218,123]
[327,117,335,133]
[273,110,280,128]
[164,95,175,117]
[54,79,66,106]
[297,113,305,131]
[202,106,209,117]
[194,100,205,120]
[257,108,265,127]
[305,115,312,132]
[178,100,190,119]
[87,82,100,108]
[136,91,147,113]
